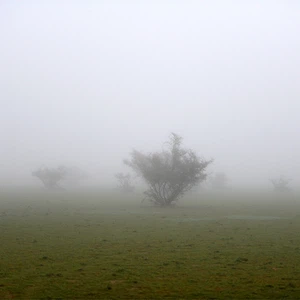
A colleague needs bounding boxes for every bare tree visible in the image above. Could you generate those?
[32,166,66,190]
[124,133,212,206]
[115,172,135,193]
[270,175,291,192]
[210,172,228,190]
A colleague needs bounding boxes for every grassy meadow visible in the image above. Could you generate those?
[1,188,300,299]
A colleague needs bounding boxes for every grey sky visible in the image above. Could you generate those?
[1,1,299,187]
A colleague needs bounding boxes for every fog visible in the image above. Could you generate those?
[1,1,300,189]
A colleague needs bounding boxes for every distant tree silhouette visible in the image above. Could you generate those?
[115,172,135,193]
[270,175,291,192]
[32,165,86,190]
[59,166,87,187]
[124,133,212,206]
[32,166,66,190]
[210,172,228,190]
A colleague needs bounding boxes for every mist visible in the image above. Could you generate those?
[1,1,300,189]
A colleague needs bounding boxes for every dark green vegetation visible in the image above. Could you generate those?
[1,189,300,299]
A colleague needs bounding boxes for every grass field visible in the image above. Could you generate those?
[1,189,300,299]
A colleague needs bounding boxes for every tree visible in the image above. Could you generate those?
[210,172,228,190]
[115,172,135,193]
[124,133,213,206]
[59,165,87,187]
[270,175,291,192]
[32,165,86,190]
[32,166,66,190]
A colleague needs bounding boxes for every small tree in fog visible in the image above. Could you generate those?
[33,165,87,189]
[270,176,291,192]
[115,172,135,193]
[124,133,212,206]
[32,166,67,190]
[59,165,87,187]
[210,172,228,190]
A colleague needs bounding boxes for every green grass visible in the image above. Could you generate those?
[1,189,300,299]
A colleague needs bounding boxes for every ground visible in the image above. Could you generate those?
[0,189,300,299]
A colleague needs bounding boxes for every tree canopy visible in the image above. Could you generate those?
[32,166,66,190]
[124,133,212,206]
[32,165,86,190]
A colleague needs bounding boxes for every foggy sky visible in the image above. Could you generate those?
[1,1,300,188]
